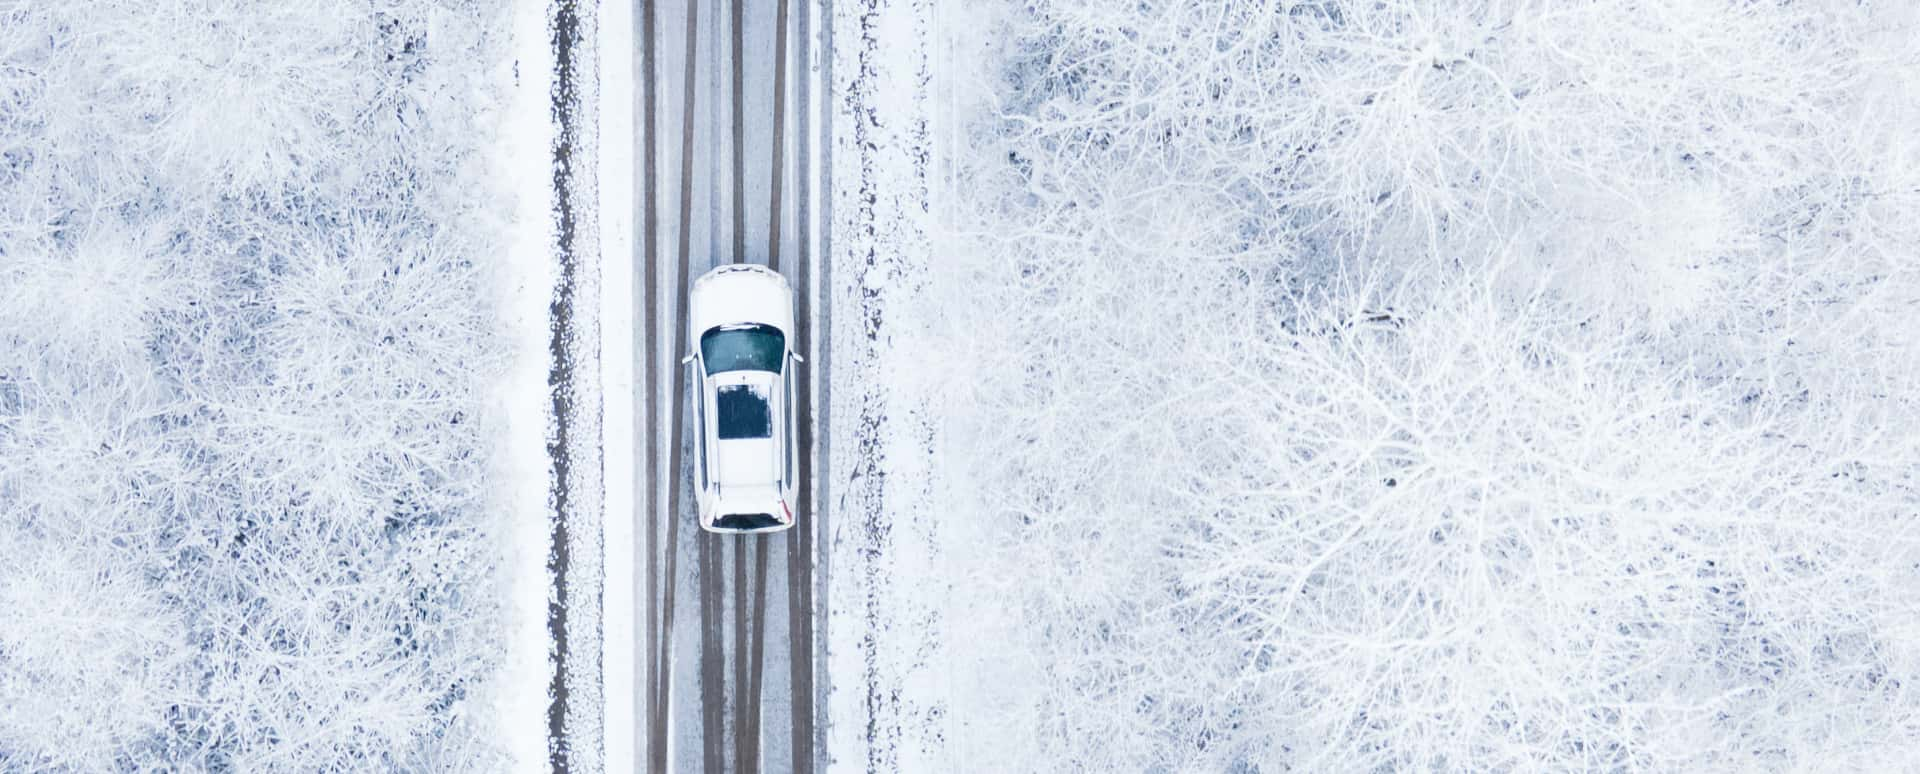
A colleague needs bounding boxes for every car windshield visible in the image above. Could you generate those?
[700,324,785,374]
[716,383,773,439]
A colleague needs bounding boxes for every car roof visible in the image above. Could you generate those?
[706,371,782,489]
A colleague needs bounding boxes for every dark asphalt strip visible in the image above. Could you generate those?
[732,0,748,265]
[820,0,835,762]
[733,537,748,771]
[664,3,702,774]
[546,1,584,771]
[787,0,825,768]
[792,2,825,771]
[746,537,770,772]
[768,0,790,263]
[639,0,662,769]
[701,534,723,774]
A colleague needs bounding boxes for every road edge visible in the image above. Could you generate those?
[549,0,608,770]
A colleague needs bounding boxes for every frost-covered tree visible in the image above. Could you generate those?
[0,0,513,768]
[936,1,1920,769]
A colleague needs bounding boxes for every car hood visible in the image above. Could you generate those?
[690,265,795,337]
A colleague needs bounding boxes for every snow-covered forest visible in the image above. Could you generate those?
[935,1,1920,769]
[0,1,518,768]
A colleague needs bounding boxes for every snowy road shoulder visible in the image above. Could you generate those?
[598,0,639,770]
[493,0,561,770]
[545,0,607,771]
[498,1,606,771]
[826,0,948,770]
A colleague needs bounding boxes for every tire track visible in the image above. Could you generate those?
[791,1,825,770]
[732,538,748,771]
[662,3,702,774]
[745,537,771,773]
[701,532,723,774]
[646,2,820,771]
[731,0,748,266]
[638,0,662,770]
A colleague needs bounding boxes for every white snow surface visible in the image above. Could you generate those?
[598,0,639,770]
[0,0,524,769]
[922,2,1920,771]
[825,0,950,770]
[497,0,562,770]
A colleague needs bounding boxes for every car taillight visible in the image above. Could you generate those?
[782,501,793,522]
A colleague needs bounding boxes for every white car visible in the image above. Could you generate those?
[685,264,803,533]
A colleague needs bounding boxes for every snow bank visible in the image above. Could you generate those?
[932,1,1920,769]
[0,0,519,768]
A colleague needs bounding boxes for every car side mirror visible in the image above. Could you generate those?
[681,352,697,365]
[791,351,805,365]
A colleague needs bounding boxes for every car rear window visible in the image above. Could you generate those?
[716,383,772,439]
[714,513,781,531]
[701,324,785,374]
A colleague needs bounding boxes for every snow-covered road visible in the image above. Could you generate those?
[551,0,940,769]
[617,1,830,772]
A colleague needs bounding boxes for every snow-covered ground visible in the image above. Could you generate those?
[0,0,530,769]
[910,1,1920,770]
[823,0,950,770]
[599,0,640,770]
[498,0,564,770]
